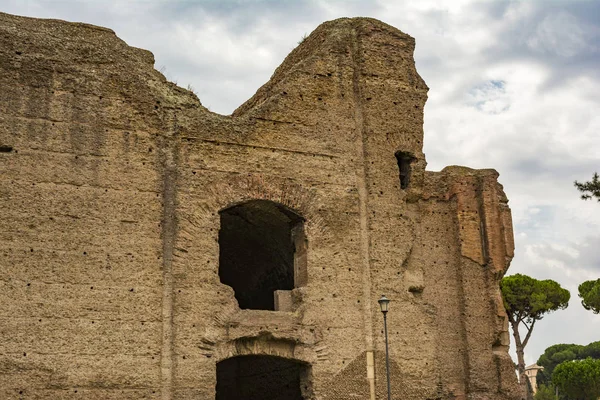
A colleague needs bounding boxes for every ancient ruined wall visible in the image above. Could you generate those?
[0,12,520,400]
[0,13,176,399]
[415,168,518,400]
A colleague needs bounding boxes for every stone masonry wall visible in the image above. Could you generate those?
[0,12,520,400]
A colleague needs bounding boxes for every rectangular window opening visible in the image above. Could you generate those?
[395,151,415,189]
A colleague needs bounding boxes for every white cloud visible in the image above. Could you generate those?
[466,80,510,114]
[527,11,588,57]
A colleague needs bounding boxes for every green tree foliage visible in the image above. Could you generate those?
[534,384,556,400]
[552,358,600,400]
[580,341,600,359]
[574,172,600,201]
[501,274,570,396]
[537,343,582,385]
[536,342,600,386]
[578,279,600,314]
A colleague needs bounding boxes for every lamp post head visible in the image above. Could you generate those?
[378,295,390,314]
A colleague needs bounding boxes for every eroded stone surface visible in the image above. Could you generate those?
[0,12,519,399]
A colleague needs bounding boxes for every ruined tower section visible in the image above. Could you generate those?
[323,20,519,400]
[0,12,519,400]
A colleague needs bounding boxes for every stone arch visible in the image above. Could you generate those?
[214,335,315,400]
[194,174,326,238]
[215,335,301,362]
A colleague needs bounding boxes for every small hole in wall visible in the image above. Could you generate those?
[395,151,416,190]
[0,145,13,153]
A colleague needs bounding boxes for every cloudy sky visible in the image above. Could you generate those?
[3,0,599,367]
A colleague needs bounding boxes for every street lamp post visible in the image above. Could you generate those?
[378,295,391,400]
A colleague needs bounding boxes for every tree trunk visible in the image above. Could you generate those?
[511,320,528,400]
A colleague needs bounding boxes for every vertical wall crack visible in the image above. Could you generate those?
[477,177,490,266]
[159,116,179,400]
[350,23,376,400]
[452,199,472,394]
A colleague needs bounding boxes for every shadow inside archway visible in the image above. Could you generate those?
[216,354,310,400]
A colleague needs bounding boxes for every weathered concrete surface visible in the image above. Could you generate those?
[0,12,520,399]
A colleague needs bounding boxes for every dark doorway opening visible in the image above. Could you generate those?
[395,151,416,189]
[216,355,309,400]
[218,200,306,310]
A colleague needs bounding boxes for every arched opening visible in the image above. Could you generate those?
[218,200,306,310]
[395,151,416,189]
[216,355,310,400]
